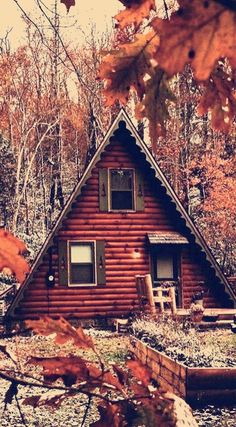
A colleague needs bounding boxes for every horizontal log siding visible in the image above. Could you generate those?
[16,138,227,319]
[181,248,227,308]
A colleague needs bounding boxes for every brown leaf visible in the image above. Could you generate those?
[100,31,159,106]
[0,229,29,283]
[23,391,73,409]
[197,67,236,132]
[112,364,129,386]
[28,355,88,385]
[135,69,176,147]
[115,0,156,29]
[126,359,152,387]
[60,0,75,12]
[25,317,95,350]
[84,364,123,392]
[152,0,236,80]
[91,403,124,427]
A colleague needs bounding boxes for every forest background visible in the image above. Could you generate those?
[0,0,235,282]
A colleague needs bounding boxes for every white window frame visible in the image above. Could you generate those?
[67,240,97,287]
[108,167,136,212]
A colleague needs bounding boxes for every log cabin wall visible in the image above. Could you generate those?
[15,134,230,319]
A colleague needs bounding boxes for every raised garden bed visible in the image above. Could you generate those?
[130,337,236,405]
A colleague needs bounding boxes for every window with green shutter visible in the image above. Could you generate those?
[61,240,106,287]
[69,242,95,285]
[99,168,144,212]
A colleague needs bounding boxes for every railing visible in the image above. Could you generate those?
[135,274,177,314]
[0,285,17,319]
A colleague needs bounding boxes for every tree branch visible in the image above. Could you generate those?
[0,369,150,406]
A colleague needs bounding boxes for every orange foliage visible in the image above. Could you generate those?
[197,67,236,132]
[25,317,95,350]
[24,317,178,426]
[152,0,236,80]
[99,31,159,105]
[97,0,236,142]
[0,229,29,283]
[115,0,156,29]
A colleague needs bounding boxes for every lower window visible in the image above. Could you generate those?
[152,248,178,284]
[69,242,95,285]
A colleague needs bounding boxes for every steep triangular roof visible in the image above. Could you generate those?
[7,109,236,316]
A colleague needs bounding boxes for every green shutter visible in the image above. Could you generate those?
[58,240,68,286]
[135,169,145,211]
[99,169,108,211]
[96,241,106,285]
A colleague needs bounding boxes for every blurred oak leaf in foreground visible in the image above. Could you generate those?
[0,229,29,283]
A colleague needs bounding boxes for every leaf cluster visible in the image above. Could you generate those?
[0,316,182,426]
[0,229,29,283]
[97,0,236,144]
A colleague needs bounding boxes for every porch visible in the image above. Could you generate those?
[135,274,236,328]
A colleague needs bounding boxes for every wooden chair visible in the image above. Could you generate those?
[136,274,156,314]
[135,274,177,315]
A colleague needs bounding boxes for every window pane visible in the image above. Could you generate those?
[111,170,133,190]
[71,244,92,263]
[71,264,94,284]
[156,254,174,279]
[111,191,133,210]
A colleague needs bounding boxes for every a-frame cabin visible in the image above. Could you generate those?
[7,110,236,321]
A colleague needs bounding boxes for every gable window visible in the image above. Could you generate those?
[110,169,134,210]
[69,242,95,285]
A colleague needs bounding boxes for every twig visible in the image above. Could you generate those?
[80,395,92,427]
[0,369,150,405]
[15,395,27,426]
[35,0,100,99]
[163,0,169,19]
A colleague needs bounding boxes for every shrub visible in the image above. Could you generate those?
[131,315,236,368]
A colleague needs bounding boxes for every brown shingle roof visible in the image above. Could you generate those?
[147,232,188,244]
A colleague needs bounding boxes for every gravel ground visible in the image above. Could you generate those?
[0,330,236,426]
[0,330,129,427]
[193,405,236,426]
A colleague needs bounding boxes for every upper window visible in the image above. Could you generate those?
[110,169,134,210]
[69,242,95,285]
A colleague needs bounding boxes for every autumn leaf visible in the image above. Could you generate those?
[126,359,152,387]
[135,69,176,145]
[0,229,29,283]
[29,355,88,386]
[100,31,159,106]
[24,391,74,408]
[112,364,129,386]
[115,0,156,29]
[60,0,75,12]
[197,67,236,132]
[91,403,124,427]
[25,317,95,350]
[152,0,236,80]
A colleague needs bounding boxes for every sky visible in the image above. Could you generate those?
[1,0,120,48]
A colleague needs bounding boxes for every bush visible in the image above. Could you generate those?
[131,315,236,368]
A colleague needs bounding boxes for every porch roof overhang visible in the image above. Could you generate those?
[147,232,189,245]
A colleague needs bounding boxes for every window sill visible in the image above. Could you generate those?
[108,209,136,213]
[68,283,97,287]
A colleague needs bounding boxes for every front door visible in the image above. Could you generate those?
[150,245,182,307]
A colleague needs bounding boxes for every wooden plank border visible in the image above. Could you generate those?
[130,337,236,405]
